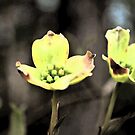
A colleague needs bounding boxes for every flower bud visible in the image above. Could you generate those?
[54,76,60,81]
[58,69,64,76]
[47,64,54,70]
[46,75,53,83]
[51,70,57,76]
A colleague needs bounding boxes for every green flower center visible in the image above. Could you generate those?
[40,65,70,83]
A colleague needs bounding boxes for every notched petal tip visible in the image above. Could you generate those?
[17,69,30,80]
[93,54,96,58]
[16,61,21,68]
[115,26,130,32]
[115,26,122,31]
[110,58,128,75]
[47,30,55,36]
[85,51,96,59]
[85,51,95,70]
[115,26,130,33]
[16,62,30,80]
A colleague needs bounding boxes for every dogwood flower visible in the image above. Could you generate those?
[103,26,135,83]
[16,30,95,90]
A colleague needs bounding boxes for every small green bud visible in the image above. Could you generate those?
[51,70,57,76]
[54,76,60,81]
[42,80,47,83]
[58,69,64,76]
[40,75,46,81]
[40,71,49,81]
[47,64,54,70]
[46,75,53,83]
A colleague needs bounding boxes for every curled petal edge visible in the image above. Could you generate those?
[65,51,95,84]
[102,55,129,83]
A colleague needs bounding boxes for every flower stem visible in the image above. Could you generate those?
[99,82,121,135]
[48,91,59,135]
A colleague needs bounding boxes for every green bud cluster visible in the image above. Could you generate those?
[40,65,70,83]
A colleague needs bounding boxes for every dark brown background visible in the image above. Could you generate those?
[0,0,135,135]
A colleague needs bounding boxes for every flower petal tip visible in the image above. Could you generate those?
[60,33,65,38]
[115,26,130,33]
[47,30,55,36]
[116,26,122,31]
[86,51,96,59]
[16,62,29,78]
[89,73,93,76]
[85,51,95,71]
[102,54,108,61]
[16,61,21,68]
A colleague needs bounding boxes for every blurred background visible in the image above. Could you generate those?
[1,0,135,135]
